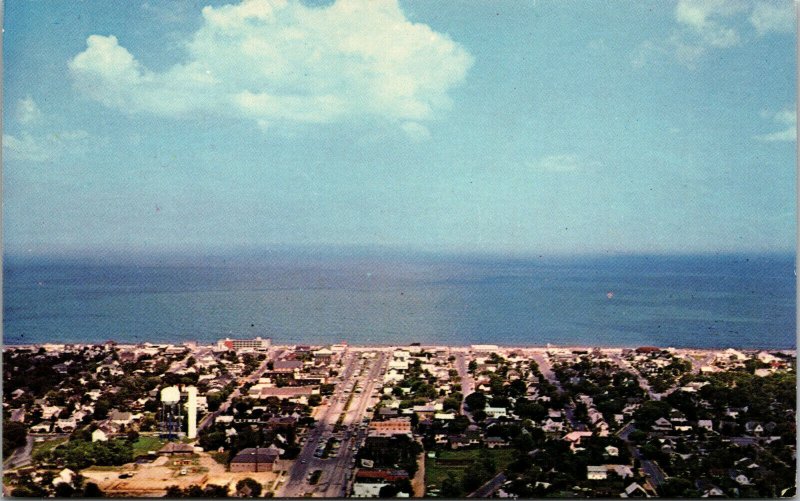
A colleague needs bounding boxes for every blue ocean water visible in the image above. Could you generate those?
[2,253,796,349]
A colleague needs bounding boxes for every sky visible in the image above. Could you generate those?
[2,0,797,258]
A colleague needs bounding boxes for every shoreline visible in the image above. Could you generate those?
[3,341,796,354]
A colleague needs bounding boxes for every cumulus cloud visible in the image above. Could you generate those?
[4,95,91,162]
[69,0,473,138]
[3,130,90,162]
[675,0,746,48]
[750,1,796,35]
[754,107,796,142]
[634,0,794,68]
[17,96,42,124]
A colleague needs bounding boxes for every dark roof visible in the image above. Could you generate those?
[231,448,279,464]
[159,443,194,454]
[274,360,303,370]
[355,469,409,482]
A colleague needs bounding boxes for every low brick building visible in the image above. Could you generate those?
[230,447,279,472]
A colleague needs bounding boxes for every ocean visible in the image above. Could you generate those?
[2,253,796,349]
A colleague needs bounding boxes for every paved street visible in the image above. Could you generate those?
[528,350,563,394]
[4,435,35,470]
[468,472,507,498]
[197,349,280,434]
[278,351,389,498]
[454,350,475,419]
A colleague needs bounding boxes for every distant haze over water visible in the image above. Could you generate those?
[3,252,796,349]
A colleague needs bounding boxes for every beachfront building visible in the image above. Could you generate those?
[216,336,271,352]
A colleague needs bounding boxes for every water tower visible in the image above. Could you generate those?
[160,386,183,440]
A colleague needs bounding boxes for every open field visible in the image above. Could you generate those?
[81,452,279,497]
[131,436,167,458]
[425,448,515,493]
[31,437,68,460]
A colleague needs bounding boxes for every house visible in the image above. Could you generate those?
[485,437,509,449]
[352,470,411,498]
[41,406,64,420]
[55,418,78,432]
[697,420,713,432]
[695,480,725,497]
[352,482,389,498]
[52,468,76,487]
[563,431,593,444]
[744,422,764,435]
[728,470,751,486]
[651,417,673,432]
[621,482,650,498]
[109,410,134,426]
[273,360,303,372]
[30,423,52,433]
[587,466,607,480]
[608,465,634,479]
[379,407,399,419]
[230,447,279,472]
[312,348,334,363]
[92,429,108,442]
[484,407,508,419]
[251,385,316,399]
[542,418,564,433]
[158,443,195,455]
[369,418,412,437]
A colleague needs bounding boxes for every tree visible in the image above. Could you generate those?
[3,421,28,457]
[83,483,104,498]
[378,484,399,497]
[93,399,110,420]
[441,473,462,498]
[468,360,478,373]
[54,482,76,498]
[443,397,461,412]
[464,392,487,411]
[236,478,262,498]
[165,485,184,498]
[660,477,694,497]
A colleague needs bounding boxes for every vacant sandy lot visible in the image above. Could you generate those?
[82,453,281,497]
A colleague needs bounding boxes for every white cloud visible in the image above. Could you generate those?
[17,96,42,124]
[750,1,796,35]
[754,107,796,142]
[3,133,52,162]
[528,154,582,173]
[675,0,746,48]
[69,0,473,139]
[401,121,431,142]
[3,130,90,162]
[634,0,793,68]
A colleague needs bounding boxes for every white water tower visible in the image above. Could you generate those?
[186,386,198,439]
[160,386,182,440]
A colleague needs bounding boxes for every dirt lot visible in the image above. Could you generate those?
[81,452,281,497]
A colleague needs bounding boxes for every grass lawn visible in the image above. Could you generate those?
[131,436,166,457]
[210,451,229,465]
[425,448,515,493]
[31,437,68,460]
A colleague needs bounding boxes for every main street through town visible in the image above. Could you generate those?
[278,350,389,498]
[454,350,475,419]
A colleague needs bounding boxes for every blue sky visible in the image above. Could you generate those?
[3,0,796,257]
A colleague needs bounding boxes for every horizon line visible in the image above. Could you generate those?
[3,243,797,264]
